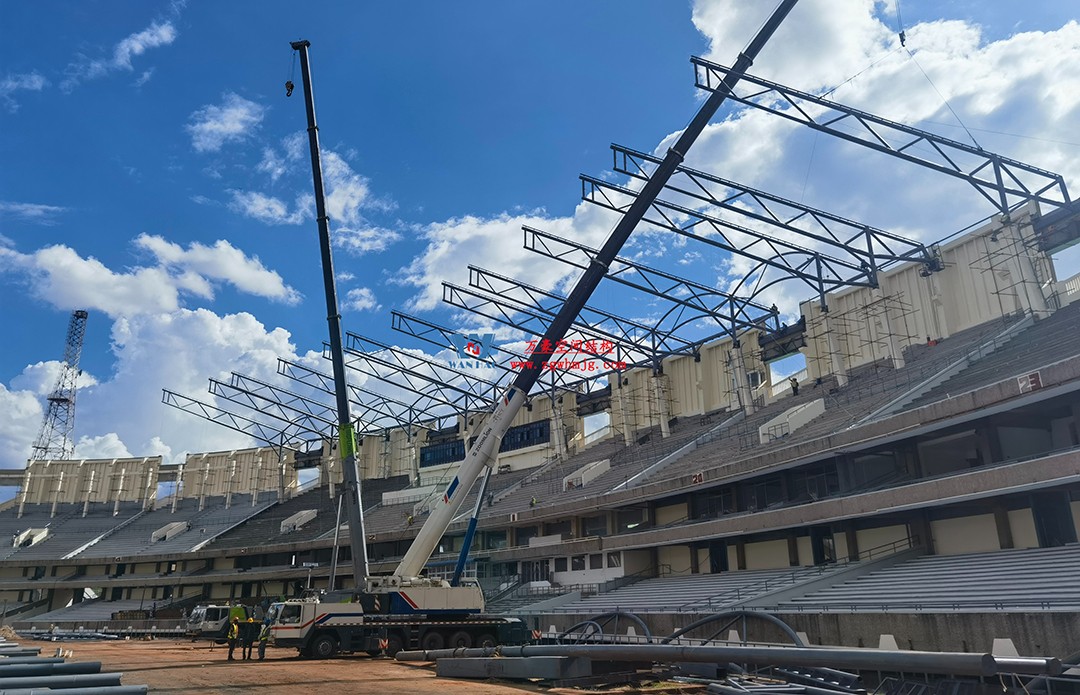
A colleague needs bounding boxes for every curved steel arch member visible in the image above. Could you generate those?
[662,610,804,647]
[558,611,655,645]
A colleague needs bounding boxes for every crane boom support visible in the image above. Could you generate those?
[392,0,799,581]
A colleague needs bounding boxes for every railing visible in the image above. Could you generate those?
[779,597,1076,613]
[13,619,187,637]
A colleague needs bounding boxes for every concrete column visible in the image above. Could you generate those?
[876,291,905,370]
[551,395,568,458]
[616,378,634,445]
[1003,222,1049,315]
[113,465,125,516]
[652,370,671,438]
[844,523,860,561]
[17,465,32,518]
[198,456,209,512]
[823,312,849,387]
[730,342,756,416]
[51,469,64,518]
[976,426,1003,466]
[993,504,1014,549]
[82,468,95,518]
[143,462,155,511]
[225,458,236,509]
[787,535,800,567]
[172,465,183,513]
[252,457,262,506]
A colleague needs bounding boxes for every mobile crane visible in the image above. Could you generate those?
[269,4,797,657]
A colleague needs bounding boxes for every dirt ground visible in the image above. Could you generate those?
[30,638,548,694]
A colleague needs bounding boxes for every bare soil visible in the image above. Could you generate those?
[32,638,547,694]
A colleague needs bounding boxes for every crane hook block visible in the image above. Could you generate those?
[285,80,295,97]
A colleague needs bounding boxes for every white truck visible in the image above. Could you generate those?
[266,590,528,658]
[186,604,252,643]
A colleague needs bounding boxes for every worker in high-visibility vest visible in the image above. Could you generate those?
[226,616,240,661]
[257,620,271,660]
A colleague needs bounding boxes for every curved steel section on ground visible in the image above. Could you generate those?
[662,611,805,647]
[557,611,654,644]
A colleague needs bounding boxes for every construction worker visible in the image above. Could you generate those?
[257,619,271,660]
[242,617,257,660]
[226,616,240,661]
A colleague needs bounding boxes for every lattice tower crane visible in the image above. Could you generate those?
[30,310,89,461]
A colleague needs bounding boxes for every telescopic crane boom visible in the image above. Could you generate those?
[289,40,369,585]
[380,0,800,601]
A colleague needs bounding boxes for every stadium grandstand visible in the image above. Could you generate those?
[4,40,1080,658]
[3,201,1079,655]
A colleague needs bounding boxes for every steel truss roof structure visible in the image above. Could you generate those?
[339,332,503,414]
[470,265,764,362]
[389,310,601,396]
[523,225,780,341]
[278,357,461,433]
[609,144,939,277]
[161,389,320,452]
[215,371,422,437]
[582,174,874,304]
[692,57,1071,214]
[444,266,737,369]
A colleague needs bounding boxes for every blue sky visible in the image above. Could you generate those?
[1,0,1078,471]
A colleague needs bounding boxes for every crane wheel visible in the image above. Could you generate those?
[448,630,472,649]
[420,630,445,651]
[311,633,339,659]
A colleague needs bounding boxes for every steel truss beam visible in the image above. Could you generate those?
[692,57,1071,213]
[523,225,780,339]
[339,333,501,415]
[214,372,416,437]
[443,281,636,366]
[468,266,740,362]
[389,311,599,395]
[444,277,718,370]
[610,144,938,275]
[276,358,449,433]
[209,376,337,436]
[582,176,874,301]
[161,389,317,450]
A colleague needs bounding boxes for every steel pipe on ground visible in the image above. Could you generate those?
[0,686,148,695]
[396,645,1061,677]
[0,661,101,677]
[0,658,65,665]
[0,672,122,689]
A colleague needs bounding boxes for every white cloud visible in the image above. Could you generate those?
[73,433,132,460]
[257,147,286,182]
[62,21,177,91]
[187,93,265,153]
[229,190,309,225]
[133,68,155,87]
[0,244,181,317]
[1,72,48,112]
[233,146,400,254]
[134,234,301,305]
[0,382,42,469]
[0,234,301,318]
[0,201,67,225]
[398,202,617,311]
[343,287,380,312]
